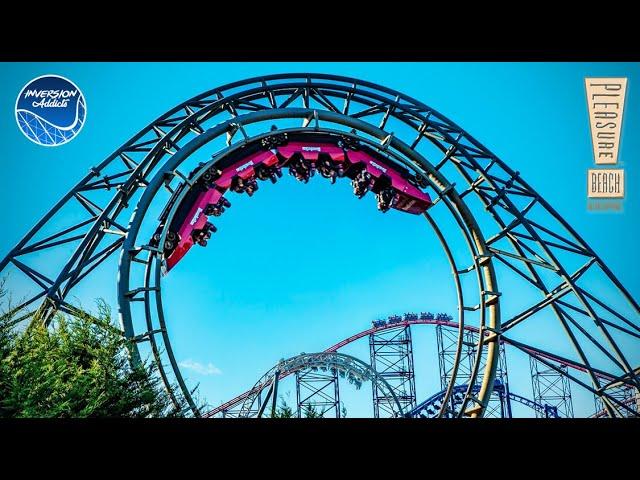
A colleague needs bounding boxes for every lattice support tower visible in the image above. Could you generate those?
[436,322,511,417]
[594,384,639,418]
[2,73,638,417]
[530,356,574,418]
[296,367,341,418]
[369,321,417,418]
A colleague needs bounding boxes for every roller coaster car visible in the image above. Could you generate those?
[155,143,284,272]
[278,136,431,215]
[151,180,227,272]
[154,132,432,273]
[342,147,431,215]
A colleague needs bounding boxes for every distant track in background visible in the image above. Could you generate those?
[1,74,637,417]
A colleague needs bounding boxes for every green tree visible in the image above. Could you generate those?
[0,284,185,418]
[303,404,322,418]
[0,283,16,411]
[270,396,294,418]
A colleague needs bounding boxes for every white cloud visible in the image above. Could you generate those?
[178,359,222,376]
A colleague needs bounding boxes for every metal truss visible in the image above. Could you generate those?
[218,405,258,418]
[237,352,403,418]
[296,368,340,418]
[1,74,637,417]
[369,322,416,417]
[593,384,638,418]
[207,316,608,417]
[437,322,475,390]
[436,323,511,417]
[409,382,559,418]
[530,357,574,418]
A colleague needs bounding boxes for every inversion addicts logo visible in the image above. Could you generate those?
[15,75,86,146]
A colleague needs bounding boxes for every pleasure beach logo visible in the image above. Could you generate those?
[585,78,627,211]
[15,75,86,146]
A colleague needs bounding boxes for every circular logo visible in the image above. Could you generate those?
[15,75,86,146]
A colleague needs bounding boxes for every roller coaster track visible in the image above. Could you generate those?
[2,73,638,417]
[408,381,560,418]
[204,317,615,417]
[237,352,404,418]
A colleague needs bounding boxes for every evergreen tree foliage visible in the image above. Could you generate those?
[0,282,186,418]
[270,396,295,418]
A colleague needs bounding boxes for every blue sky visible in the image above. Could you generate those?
[0,62,638,417]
